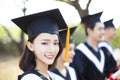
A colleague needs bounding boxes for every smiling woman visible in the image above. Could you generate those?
[11,8,68,80]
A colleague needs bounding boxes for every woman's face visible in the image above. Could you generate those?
[61,43,75,63]
[27,33,60,65]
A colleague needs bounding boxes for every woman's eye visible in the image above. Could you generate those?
[54,42,59,45]
[41,42,48,45]
[69,48,74,51]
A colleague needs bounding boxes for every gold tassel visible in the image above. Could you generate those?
[64,27,70,61]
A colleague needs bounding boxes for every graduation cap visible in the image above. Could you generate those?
[11,8,68,38]
[104,19,115,29]
[59,26,77,61]
[81,11,103,26]
[59,26,76,44]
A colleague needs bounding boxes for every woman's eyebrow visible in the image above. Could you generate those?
[41,39,59,41]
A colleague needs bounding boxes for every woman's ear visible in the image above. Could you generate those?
[26,41,34,52]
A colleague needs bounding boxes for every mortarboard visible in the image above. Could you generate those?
[81,11,103,26]
[59,26,77,44]
[11,8,68,38]
[104,19,115,29]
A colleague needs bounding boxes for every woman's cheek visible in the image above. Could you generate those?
[55,45,60,54]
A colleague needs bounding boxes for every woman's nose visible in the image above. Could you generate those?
[48,45,55,52]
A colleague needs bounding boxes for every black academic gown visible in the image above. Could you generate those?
[70,42,106,80]
[50,66,78,80]
[52,67,71,80]
[98,41,118,77]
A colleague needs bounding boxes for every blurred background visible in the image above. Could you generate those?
[0,0,120,80]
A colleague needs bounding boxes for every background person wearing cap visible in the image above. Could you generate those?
[103,19,117,42]
[50,27,78,80]
[70,12,107,80]
[98,19,118,79]
[98,19,117,60]
[11,8,68,80]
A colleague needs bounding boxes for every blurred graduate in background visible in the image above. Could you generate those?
[98,19,118,79]
[98,19,117,61]
[50,26,78,80]
[70,12,107,80]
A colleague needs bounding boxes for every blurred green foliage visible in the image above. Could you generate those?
[0,26,20,53]
[72,24,86,46]
[112,27,120,48]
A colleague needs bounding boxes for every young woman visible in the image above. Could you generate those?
[11,9,67,80]
[50,27,78,80]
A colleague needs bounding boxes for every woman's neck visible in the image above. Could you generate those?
[56,57,67,77]
[35,59,49,79]
[56,59,64,70]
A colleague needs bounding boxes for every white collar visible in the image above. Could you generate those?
[77,43,105,73]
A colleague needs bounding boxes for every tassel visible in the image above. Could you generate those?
[64,27,70,61]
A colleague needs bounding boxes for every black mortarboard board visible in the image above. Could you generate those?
[81,11,103,26]
[59,26,77,44]
[11,8,67,38]
[104,19,115,29]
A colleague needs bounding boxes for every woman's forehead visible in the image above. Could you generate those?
[36,33,59,40]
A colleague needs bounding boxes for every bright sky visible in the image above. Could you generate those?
[0,0,120,28]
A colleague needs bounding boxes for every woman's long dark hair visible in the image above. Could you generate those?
[19,34,63,72]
